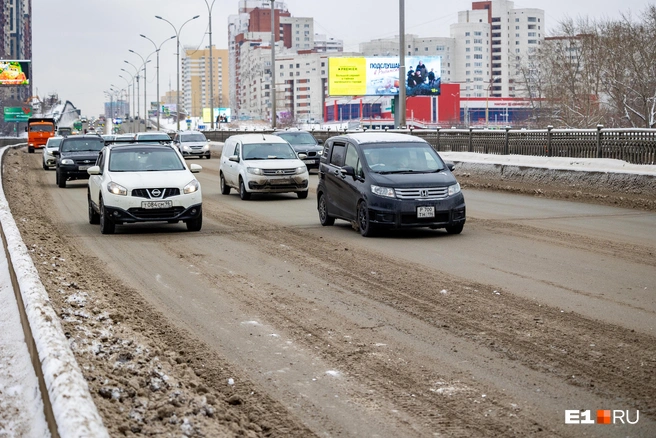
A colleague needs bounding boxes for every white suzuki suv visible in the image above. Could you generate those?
[219,134,309,200]
[87,143,202,234]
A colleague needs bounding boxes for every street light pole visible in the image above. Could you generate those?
[156,14,200,132]
[204,0,217,130]
[129,49,153,131]
[141,34,176,131]
[121,68,137,132]
[398,0,406,128]
[270,0,276,129]
[118,74,131,120]
[124,61,140,122]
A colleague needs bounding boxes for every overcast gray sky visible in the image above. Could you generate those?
[32,0,651,118]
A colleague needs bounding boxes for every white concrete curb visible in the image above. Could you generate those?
[0,145,109,437]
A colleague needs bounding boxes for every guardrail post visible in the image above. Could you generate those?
[546,125,553,157]
[468,127,473,153]
[596,124,604,158]
[505,126,511,155]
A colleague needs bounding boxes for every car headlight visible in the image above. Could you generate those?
[448,182,461,196]
[294,166,306,174]
[60,158,74,165]
[182,145,192,152]
[184,179,200,194]
[247,167,263,175]
[371,185,396,198]
[107,182,127,196]
[202,144,209,150]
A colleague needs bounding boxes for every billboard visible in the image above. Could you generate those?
[328,56,440,97]
[3,106,32,122]
[0,60,30,85]
[202,107,231,123]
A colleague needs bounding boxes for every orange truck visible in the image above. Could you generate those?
[26,117,56,153]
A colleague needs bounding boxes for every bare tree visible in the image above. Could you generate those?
[600,6,656,128]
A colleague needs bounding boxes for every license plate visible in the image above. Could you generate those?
[303,159,317,164]
[417,206,435,218]
[269,178,290,185]
[142,200,172,209]
[79,165,91,171]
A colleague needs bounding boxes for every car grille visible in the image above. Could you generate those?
[395,187,449,200]
[262,168,298,176]
[127,207,185,219]
[74,159,96,166]
[299,150,320,157]
[131,188,181,199]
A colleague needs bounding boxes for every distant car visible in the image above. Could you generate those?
[273,130,324,171]
[219,134,310,200]
[317,133,466,237]
[87,143,203,234]
[53,135,105,188]
[134,132,172,144]
[42,136,64,170]
[172,131,211,159]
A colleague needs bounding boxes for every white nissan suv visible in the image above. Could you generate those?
[87,143,202,234]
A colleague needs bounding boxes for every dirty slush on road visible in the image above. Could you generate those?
[3,147,655,437]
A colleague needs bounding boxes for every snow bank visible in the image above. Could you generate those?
[0,145,109,437]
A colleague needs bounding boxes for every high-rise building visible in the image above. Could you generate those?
[182,46,229,119]
[228,0,344,121]
[1,0,31,103]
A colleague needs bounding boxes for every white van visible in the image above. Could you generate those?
[219,134,310,200]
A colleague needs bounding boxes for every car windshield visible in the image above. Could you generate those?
[361,143,446,173]
[138,134,170,141]
[60,138,104,152]
[29,124,54,132]
[242,143,297,160]
[47,138,62,148]
[181,133,207,142]
[108,148,185,172]
[276,132,317,145]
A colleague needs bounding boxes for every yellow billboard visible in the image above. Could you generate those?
[328,58,367,96]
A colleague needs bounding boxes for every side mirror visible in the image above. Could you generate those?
[87,165,101,175]
[298,153,307,159]
[341,165,356,178]
[229,155,239,162]
[445,161,455,171]
[52,150,60,156]
[317,139,324,145]
[189,163,202,173]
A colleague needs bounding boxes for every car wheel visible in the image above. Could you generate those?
[220,173,230,195]
[318,193,335,226]
[99,197,115,234]
[57,170,66,188]
[28,146,34,153]
[42,160,49,170]
[186,211,202,232]
[88,192,99,224]
[357,201,376,237]
[297,190,309,199]
[205,153,211,159]
[445,223,464,235]
[239,178,251,200]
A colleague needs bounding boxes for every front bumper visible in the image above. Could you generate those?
[103,203,202,224]
[367,193,466,229]
[247,174,309,193]
[59,165,92,180]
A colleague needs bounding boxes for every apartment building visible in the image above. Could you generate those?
[1,0,31,102]
[182,46,229,119]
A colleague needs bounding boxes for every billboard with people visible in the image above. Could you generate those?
[328,56,440,97]
[0,60,30,85]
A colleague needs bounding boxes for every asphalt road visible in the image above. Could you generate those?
[9,150,656,437]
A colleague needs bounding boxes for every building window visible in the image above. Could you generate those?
[528,17,537,22]
[474,31,482,36]
[528,32,536,37]
[465,32,470,36]
[466,40,470,44]
[515,18,520,22]
[474,38,482,44]
[528,40,537,44]
[474,54,482,59]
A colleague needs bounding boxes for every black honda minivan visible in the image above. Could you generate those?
[316,133,466,237]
